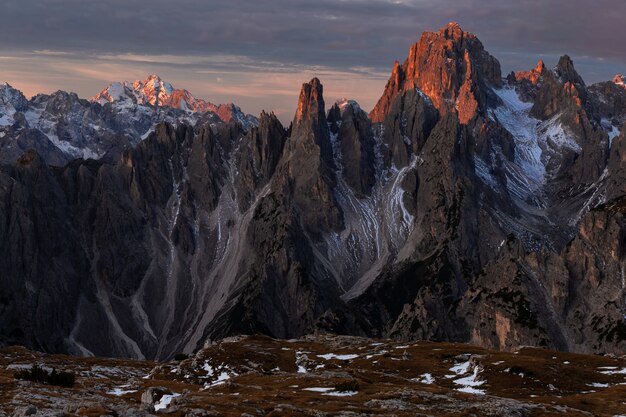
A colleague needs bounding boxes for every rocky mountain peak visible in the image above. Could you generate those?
[94,75,191,108]
[294,77,326,129]
[555,55,585,87]
[370,22,501,124]
[613,74,626,88]
[129,74,173,107]
[437,21,471,41]
[335,98,363,116]
[91,75,258,129]
[510,60,547,86]
[145,74,163,83]
[0,82,29,126]
[0,83,28,108]
[536,59,546,72]
[369,61,406,123]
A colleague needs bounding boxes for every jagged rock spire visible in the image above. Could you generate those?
[293,78,326,132]
[291,77,333,165]
[555,55,586,87]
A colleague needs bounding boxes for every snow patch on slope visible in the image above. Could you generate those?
[480,87,582,206]
[321,124,418,300]
[154,393,180,411]
[601,118,621,147]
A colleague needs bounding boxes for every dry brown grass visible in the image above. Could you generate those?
[1,336,625,416]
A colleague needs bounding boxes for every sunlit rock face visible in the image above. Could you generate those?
[0,23,625,360]
[369,22,502,124]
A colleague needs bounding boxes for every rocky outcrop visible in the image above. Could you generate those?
[555,55,586,89]
[370,22,501,124]
[510,60,546,87]
[0,128,70,167]
[461,195,626,354]
[505,55,612,212]
[327,100,377,197]
[589,75,626,132]
[235,111,287,210]
[141,386,172,405]
[606,129,626,200]
[281,78,342,235]
[380,88,439,167]
[530,55,589,122]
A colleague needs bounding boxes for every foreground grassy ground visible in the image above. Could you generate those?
[0,334,625,416]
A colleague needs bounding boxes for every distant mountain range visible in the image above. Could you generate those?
[0,22,624,360]
[0,74,258,164]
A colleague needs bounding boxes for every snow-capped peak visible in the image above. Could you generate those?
[91,75,258,129]
[93,82,128,104]
[93,75,180,107]
[91,75,260,132]
[0,82,27,102]
[613,74,625,88]
[335,98,361,115]
[0,82,29,126]
[136,74,174,106]
[94,75,207,111]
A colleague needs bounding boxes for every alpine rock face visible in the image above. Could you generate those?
[0,23,624,360]
[0,75,258,165]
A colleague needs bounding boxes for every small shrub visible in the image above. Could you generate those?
[174,353,189,361]
[14,364,75,387]
[334,380,360,392]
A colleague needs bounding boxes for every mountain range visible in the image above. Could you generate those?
[0,22,624,360]
[0,74,258,165]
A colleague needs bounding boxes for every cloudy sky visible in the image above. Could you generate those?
[1,0,624,122]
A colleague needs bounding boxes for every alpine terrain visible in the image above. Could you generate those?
[0,23,625,363]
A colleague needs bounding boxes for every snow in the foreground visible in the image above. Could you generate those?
[154,393,180,411]
[107,387,137,396]
[365,350,387,359]
[413,373,435,384]
[204,370,235,388]
[295,351,308,373]
[323,391,358,397]
[302,387,358,397]
[599,367,626,375]
[203,361,214,377]
[302,387,334,392]
[317,353,359,361]
[202,359,238,388]
[447,360,471,377]
[447,359,486,395]
[453,367,486,395]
